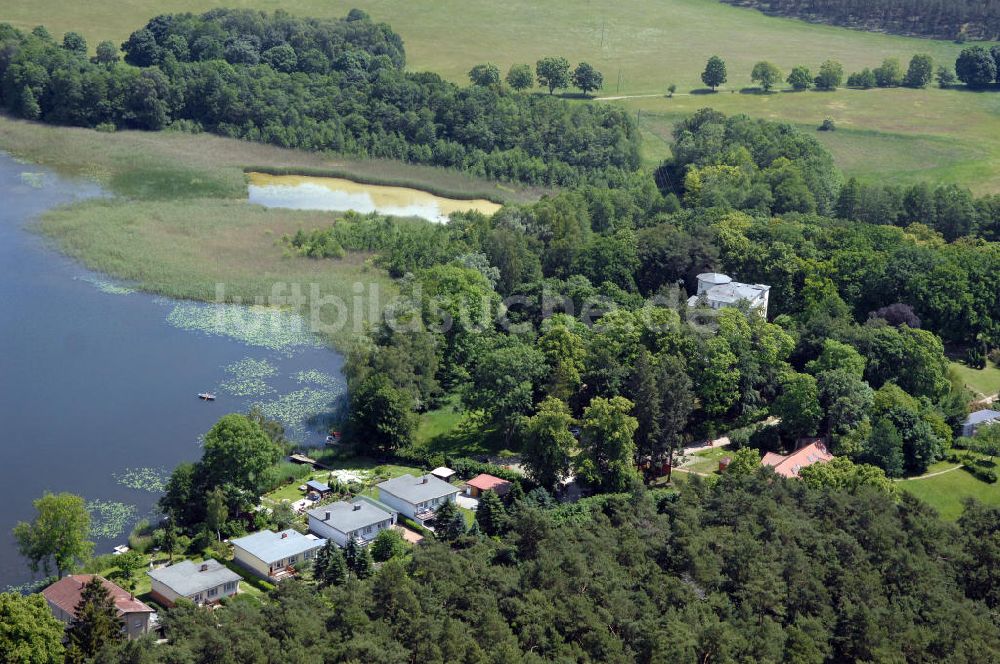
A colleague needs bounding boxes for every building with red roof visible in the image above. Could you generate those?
[761,440,834,478]
[41,574,154,639]
[466,473,512,498]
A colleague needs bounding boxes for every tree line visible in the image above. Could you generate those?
[719,0,1000,41]
[0,11,639,187]
[701,49,1000,92]
[467,58,605,96]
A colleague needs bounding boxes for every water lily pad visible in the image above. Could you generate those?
[166,302,322,352]
[87,500,138,540]
[114,467,170,493]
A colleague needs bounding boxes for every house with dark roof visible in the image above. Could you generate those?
[231,529,326,582]
[963,409,1000,438]
[42,575,154,639]
[466,473,512,498]
[377,473,460,525]
[307,497,396,546]
[761,440,834,478]
[147,559,241,607]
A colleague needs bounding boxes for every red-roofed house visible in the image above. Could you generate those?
[761,440,834,478]
[466,473,512,498]
[41,575,154,639]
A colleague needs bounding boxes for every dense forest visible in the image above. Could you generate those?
[0,10,639,186]
[95,477,1000,662]
[719,0,1000,40]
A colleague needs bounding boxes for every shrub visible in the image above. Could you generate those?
[95,122,116,133]
[819,118,836,132]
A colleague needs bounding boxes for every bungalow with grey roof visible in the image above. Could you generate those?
[148,559,241,607]
[377,473,460,525]
[231,529,326,582]
[307,498,396,546]
[963,409,1000,438]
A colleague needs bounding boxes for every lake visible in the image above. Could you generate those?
[247,171,502,221]
[0,154,346,589]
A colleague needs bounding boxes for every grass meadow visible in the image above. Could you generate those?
[5,0,1000,190]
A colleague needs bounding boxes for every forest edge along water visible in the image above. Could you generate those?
[247,171,503,221]
[0,153,346,590]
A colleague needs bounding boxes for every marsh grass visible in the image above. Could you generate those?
[38,196,398,348]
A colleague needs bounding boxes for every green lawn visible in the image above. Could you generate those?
[898,466,1000,521]
[261,458,424,504]
[949,360,1000,398]
[683,446,732,474]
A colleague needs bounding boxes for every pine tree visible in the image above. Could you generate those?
[343,539,373,579]
[65,578,124,660]
[314,540,347,587]
[432,500,466,541]
[475,491,508,537]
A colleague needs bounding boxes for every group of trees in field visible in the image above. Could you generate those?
[40,476,1000,662]
[0,11,639,186]
[954,45,1000,88]
[719,0,1000,41]
[468,59,604,96]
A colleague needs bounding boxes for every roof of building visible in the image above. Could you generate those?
[147,559,241,597]
[467,473,512,494]
[430,466,456,478]
[964,409,1000,426]
[697,272,733,285]
[761,441,834,478]
[43,575,153,617]
[231,529,325,564]
[377,473,459,505]
[307,499,394,534]
[704,282,769,304]
[305,479,331,492]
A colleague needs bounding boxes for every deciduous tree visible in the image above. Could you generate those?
[536,57,570,94]
[701,55,727,90]
[751,61,782,91]
[13,492,92,578]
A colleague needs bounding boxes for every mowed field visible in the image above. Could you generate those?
[5,0,1000,191]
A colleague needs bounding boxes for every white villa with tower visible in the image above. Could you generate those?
[687,273,770,318]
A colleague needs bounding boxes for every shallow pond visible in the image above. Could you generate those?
[0,154,346,589]
[247,171,502,222]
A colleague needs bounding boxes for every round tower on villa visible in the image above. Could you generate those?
[696,272,731,295]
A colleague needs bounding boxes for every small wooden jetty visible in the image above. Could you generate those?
[197,392,216,401]
[289,453,328,469]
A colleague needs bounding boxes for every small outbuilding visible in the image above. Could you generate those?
[466,473,512,498]
[305,479,332,497]
[430,466,456,482]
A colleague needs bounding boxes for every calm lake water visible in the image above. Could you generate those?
[0,154,345,589]
[247,171,502,222]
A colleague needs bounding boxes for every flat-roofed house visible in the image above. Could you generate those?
[376,473,460,525]
[148,559,241,607]
[231,529,326,582]
[42,575,154,639]
[687,273,770,318]
[307,498,396,546]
